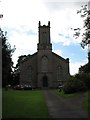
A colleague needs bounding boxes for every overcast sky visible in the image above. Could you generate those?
[0,0,89,75]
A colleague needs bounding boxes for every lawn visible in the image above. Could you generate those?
[2,89,50,118]
[82,91,89,112]
[0,88,2,119]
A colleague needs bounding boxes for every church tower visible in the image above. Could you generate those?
[37,21,53,88]
[37,21,52,51]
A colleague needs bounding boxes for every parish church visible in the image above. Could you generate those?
[20,21,70,88]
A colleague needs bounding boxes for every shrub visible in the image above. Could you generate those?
[63,77,87,94]
[75,73,90,89]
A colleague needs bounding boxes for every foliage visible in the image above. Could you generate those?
[88,51,90,63]
[72,4,90,49]
[79,62,90,73]
[2,90,50,118]
[63,76,87,94]
[72,4,90,65]
[1,29,16,86]
[13,55,27,85]
[54,89,78,97]
[75,73,90,89]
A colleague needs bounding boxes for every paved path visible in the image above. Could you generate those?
[43,90,88,118]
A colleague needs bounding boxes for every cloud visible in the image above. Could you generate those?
[42,0,89,2]
[43,1,86,12]
[2,0,84,47]
[70,59,88,75]
[1,0,88,75]
[45,6,84,46]
[58,32,81,46]
[9,30,38,51]
[53,49,62,56]
[9,29,38,66]
[1,0,51,29]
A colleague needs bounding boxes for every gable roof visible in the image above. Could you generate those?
[52,52,69,63]
[20,52,37,64]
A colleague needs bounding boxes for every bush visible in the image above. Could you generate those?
[63,77,87,94]
[75,73,90,89]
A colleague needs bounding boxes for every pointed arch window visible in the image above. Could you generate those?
[41,56,48,72]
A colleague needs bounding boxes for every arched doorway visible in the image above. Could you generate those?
[42,76,48,87]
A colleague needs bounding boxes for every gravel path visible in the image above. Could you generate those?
[43,90,88,118]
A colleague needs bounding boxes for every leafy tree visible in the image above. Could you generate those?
[79,62,90,73]
[0,28,16,86]
[13,55,27,85]
[63,76,87,94]
[75,73,90,89]
[72,3,90,64]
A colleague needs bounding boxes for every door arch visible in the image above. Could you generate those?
[42,76,48,87]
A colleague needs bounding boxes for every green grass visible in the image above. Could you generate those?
[82,91,89,112]
[53,89,81,97]
[2,89,50,118]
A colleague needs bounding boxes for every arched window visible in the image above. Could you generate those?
[41,56,48,72]
[56,65,63,81]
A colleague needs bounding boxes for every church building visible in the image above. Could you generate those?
[20,21,70,88]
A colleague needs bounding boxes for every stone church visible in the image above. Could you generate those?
[20,21,70,88]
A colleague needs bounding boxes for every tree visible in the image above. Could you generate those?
[75,73,90,89]
[1,28,16,86]
[13,55,27,85]
[63,76,87,94]
[72,3,90,64]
